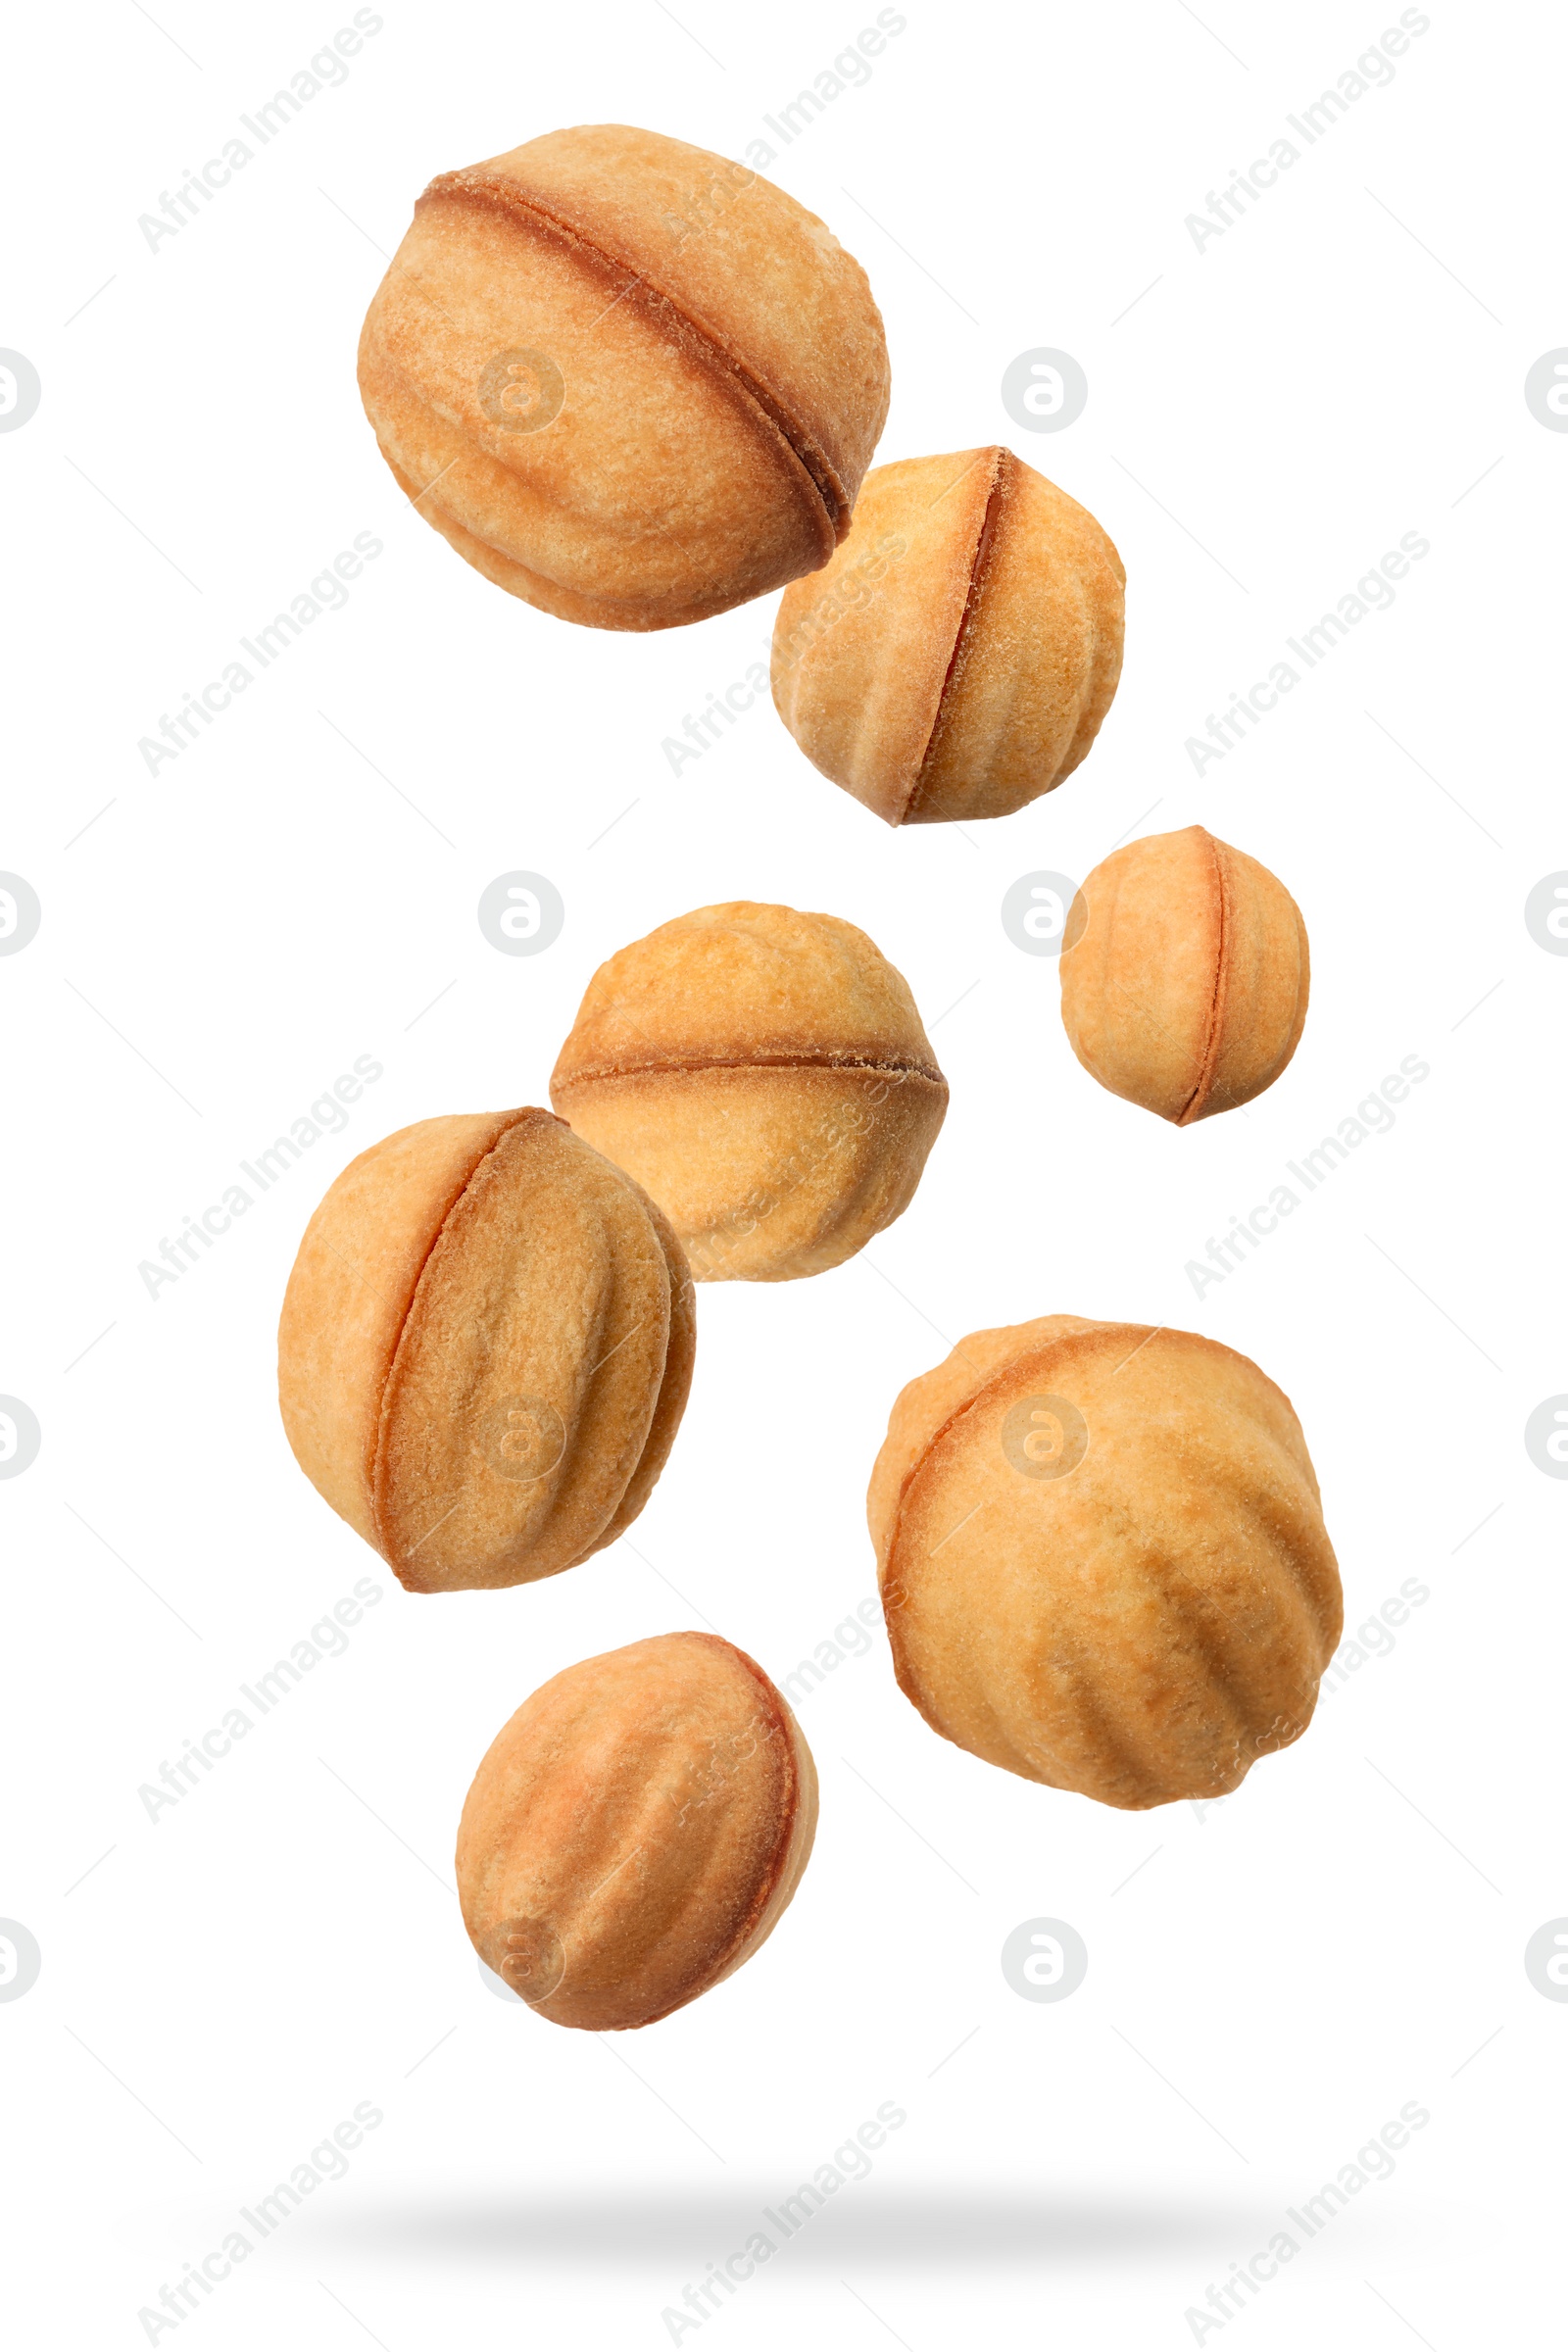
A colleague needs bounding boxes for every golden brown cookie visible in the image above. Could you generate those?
[550,901,948,1281]
[1058,826,1309,1123]
[770,446,1124,822]
[869,1315,1342,1809]
[357,123,890,631]
[457,1632,818,2030]
[277,1107,694,1592]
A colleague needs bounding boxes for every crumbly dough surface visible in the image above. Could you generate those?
[457,1632,818,2030]
[869,1317,1343,1809]
[772,447,1124,821]
[358,124,890,630]
[551,902,948,1280]
[277,1108,694,1590]
[1058,825,1310,1123]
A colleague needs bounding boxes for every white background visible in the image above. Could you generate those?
[4,2,1564,2345]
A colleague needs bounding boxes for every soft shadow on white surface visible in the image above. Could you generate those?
[283,2187,1423,2271]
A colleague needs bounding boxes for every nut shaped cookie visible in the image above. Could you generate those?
[358,123,890,631]
[277,1108,694,1592]
[771,446,1124,823]
[457,1633,818,2030]
[1058,826,1309,1123]
[868,1316,1342,1810]
[550,902,948,1281]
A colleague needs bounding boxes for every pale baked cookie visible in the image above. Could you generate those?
[1059,826,1309,1123]
[771,446,1124,823]
[868,1316,1342,1810]
[358,123,890,631]
[550,902,948,1282]
[277,1108,694,1592]
[458,1633,818,2030]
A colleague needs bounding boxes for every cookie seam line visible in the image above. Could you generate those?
[900,447,1007,825]
[420,171,849,545]
[1176,829,1230,1127]
[557,1051,944,1088]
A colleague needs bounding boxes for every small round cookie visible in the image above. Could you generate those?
[771,446,1124,823]
[550,902,948,1282]
[1058,826,1309,1124]
[277,1108,694,1592]
[868,1315,1342,1810]
[458,1633,818,2030]
[358,123,890,631]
